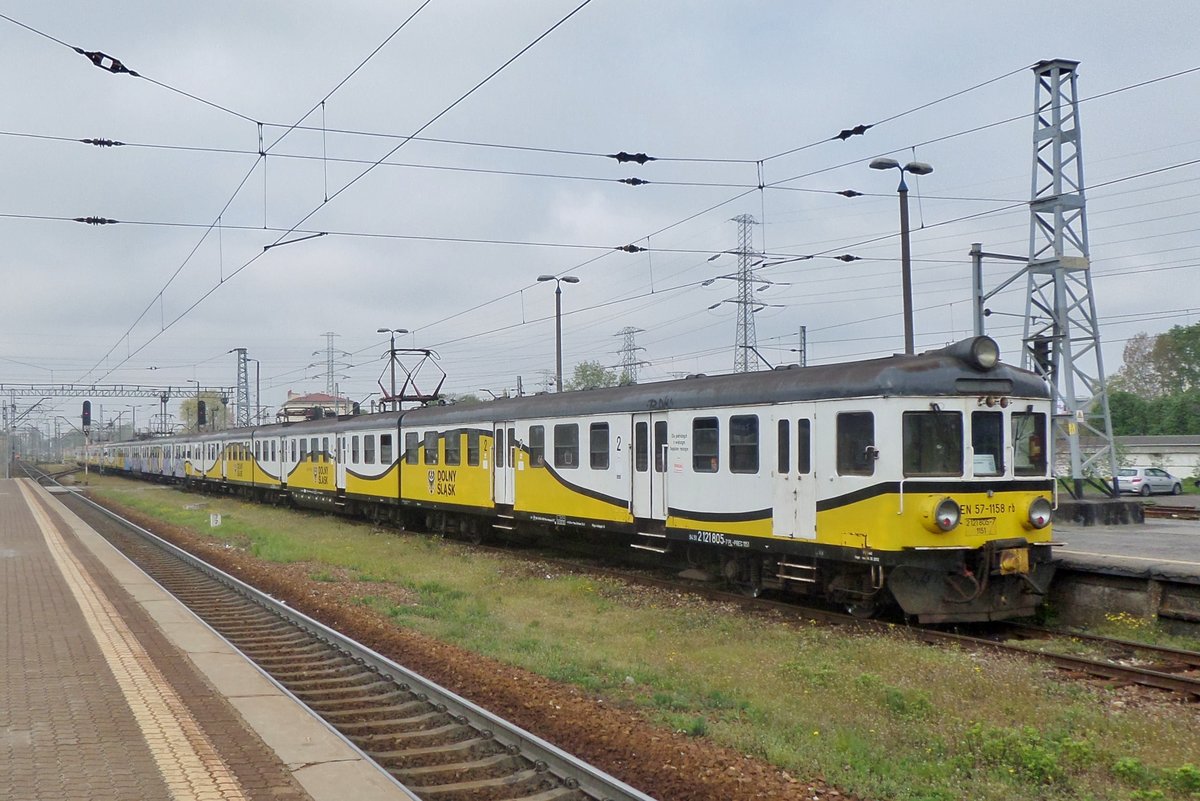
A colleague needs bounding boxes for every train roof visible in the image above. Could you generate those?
[399,337,1048,426]
[103,338,1047,447]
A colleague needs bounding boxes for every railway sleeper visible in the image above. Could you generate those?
[394,752,530,784]
[405,767,555,797]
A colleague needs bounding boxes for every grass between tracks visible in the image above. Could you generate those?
[82,476,1200,801]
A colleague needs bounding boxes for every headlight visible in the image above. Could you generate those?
[934,498,960,531]
[921,496,961,534]
[971,336,1000,370]
[1027,497,1052,529]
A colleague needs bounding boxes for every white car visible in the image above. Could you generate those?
[1116,467,1183,496]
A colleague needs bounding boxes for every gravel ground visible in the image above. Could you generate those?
[80,495,862,801]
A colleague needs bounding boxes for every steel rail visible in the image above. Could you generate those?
[26,466,655,801]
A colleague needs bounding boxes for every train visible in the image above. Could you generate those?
[81,335,1058,623]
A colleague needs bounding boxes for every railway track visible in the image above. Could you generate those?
[28,467,653,801]
[466,542,1200,703]
[1143,503,1200,520]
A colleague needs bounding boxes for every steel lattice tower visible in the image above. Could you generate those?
[1020,59,1117,497]
[615,326,645,384]
[232,347,251,427]
[732,214,759,372]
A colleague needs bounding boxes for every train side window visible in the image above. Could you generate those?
[778,419,790,474]
[322,437,330,462]
[299,439,308,460]
[270,441,276,461]
[508,428,516,465]
[380,434,393,464]
[837,412,875,476]
[352,435,360,463]
[634,422,648,472]
[254,441,261,460]
[554,424,579,469]
[309,438,318,461]
[424,431,439,465]
[364,434,376,464]
[971,411,1004,476]
[797,419,811,474]
[590,423,610,470]
[529,426,545,466]
[405,432,419,464]
[693,417,719,473]
[445,430,461,466]
[903,411,963,477]
[495,429,505,468]
[1012,411,1047,476]
[654,421,668,473]
[730,415,759,474]
[467,430,481,466]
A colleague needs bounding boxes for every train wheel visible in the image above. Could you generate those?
[846,600,879,619]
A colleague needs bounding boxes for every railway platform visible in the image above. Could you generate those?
[0,478,414,801]
[1050,503,1200,628]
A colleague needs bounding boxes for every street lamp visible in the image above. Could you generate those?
[377,327,409,411]
[869,157,933,355]
[537,275,580,392]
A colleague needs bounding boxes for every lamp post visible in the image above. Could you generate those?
[537,275,580,392]
[377,328,409,411]
[869,158,933,355]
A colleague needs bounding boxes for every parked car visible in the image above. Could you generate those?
[1116,467,1183,496]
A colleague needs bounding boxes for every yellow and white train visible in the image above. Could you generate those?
[85,336,1057,622]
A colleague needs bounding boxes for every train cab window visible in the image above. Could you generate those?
[445,431,461,466]
[405,432,419,464]
[730,415,759,474]
[693,417,719,473]
[380,434,393,464]
[352,436,360,463]
[495,429,505,468]
[467,431,481,466]
[1012,411,1047,476]
[903,411,963,477]
[971,411,1004,476]
[797,419,812,474]
[423,431,439,465]
[554,424,579,469]
[654,421,668,473]
[529,426,545,466]
[364,434,376,465]
[837,412,875,476]
[590,423,610,470]
[634,422,648,472]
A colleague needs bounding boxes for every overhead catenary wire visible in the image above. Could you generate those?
[83,0,598,384]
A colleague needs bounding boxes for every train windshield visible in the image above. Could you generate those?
[1012,411,1048,476]
[971,411,1005,476]
[902,411,963,476]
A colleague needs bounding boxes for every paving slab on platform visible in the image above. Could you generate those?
[0,479,415,801]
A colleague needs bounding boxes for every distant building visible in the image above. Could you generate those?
[1079,434,1200,477]
[278,391,355,422]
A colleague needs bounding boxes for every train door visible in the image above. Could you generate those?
[336,435,348,491]
[493,421,516,506]
[631,413,668,521]
[772,414,817,539]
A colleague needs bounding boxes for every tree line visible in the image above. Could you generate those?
[1107,323,1200,435]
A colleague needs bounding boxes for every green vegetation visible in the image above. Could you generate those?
[86,476,1200,801]
[1108,323,1200,436]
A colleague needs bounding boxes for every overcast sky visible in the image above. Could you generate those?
[3,1,1199,428]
